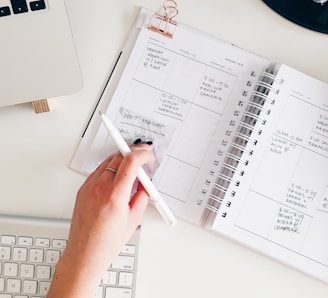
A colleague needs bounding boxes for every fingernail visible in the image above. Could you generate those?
[146,141,153,145]
[133,138,142,145]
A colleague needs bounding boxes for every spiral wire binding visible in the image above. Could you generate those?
[203,67,284,222]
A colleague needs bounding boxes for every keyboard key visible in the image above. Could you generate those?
[35,237,50,248]
[10,0,28,14]
[23,280,37,294]
[121,245,136,255]
[18,237,33,246]
[39,281,51,295]
[0,246,11,260]
[111,256,134,270]
[1,235,16,245]
[119,272,134,287]
[52,239,67,249]
[102,270,117,285]
[45,249,61,264]
[36,265,51,279]
[30,0,46,11]
[0,6,11,17]
[20,264,35,278]
[13,247,28,262]
[105,287,132,298]
[29,248,44,263]
[7,278,21,293]
[4,263,18,277]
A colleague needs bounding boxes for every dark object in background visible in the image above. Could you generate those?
[263,0,328,34]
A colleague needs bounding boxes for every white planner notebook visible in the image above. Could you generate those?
[70,8,328,284]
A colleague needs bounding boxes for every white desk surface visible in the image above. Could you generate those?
[1,0,328,297]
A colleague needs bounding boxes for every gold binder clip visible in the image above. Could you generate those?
[148,0,178,38]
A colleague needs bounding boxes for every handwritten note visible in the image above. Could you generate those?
[81,107,174,176]
[156,92,189,121]
[273,207,304,234]
[198,75,229,102]
[284,182,318,214]
[268,205,311,250]
[144,46,171,71]
[269,135,297,155]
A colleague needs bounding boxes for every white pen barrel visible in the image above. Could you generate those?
[137,167,162,201]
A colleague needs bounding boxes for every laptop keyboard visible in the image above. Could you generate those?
[0,0,47,18]
[0,217,140,298]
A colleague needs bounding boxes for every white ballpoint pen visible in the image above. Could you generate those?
[99,111,176,225]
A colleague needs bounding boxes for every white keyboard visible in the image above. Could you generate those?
[0,215,140,298]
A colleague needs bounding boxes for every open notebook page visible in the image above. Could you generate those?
[212,64,328,283]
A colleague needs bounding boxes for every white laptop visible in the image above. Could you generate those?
[0,0,83,107]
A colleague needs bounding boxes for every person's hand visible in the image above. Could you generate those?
[47,143,155,298]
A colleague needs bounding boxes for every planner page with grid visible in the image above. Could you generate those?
[71,9,272,224]
[210,64,328,283]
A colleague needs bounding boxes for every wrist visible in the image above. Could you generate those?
[47,252,102,298]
